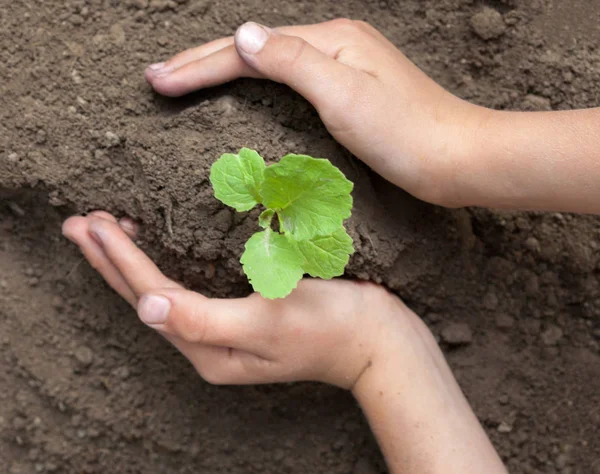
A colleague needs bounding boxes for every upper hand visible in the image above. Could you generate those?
[145,20,480,207]
[62,212,410,388]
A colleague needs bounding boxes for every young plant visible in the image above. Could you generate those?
[210,148,355,299]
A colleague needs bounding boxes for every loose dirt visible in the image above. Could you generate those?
[1,0,599,473]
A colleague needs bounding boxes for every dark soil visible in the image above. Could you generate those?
[1,0,599,473]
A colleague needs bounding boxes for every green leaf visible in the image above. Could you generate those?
[297,227,355,279]
[209,148,266,212]
[261,154,353,240]
[240,229,304,299]
[258,209,274,229]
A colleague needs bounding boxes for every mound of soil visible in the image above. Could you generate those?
[1,0,599,473]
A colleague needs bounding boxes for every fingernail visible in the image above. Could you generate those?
[138,295,171,325]
[88,221,106,247]
[235,22,270,54]
[146,62,173,77]
[148,62,166,71]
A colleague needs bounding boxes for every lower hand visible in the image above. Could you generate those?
[63,212,507,472]
[62,211,408,388]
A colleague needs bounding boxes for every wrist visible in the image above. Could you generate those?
[350,307,508,473]
[349,313,451,472]
[423,97,498,208]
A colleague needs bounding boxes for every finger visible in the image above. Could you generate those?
[87,210,118,222]
[233,22,362,110]
[144,21,371,98]
[136,288,275,354]
[87,217,180,296]
[87,210,139,240]
[62,216,138,306]
[147,44,261,97]
[135,288,283,385]
[118,217,139,240]
[146,21,373,79]
[148,36,234,72]
[144,25,330,82]
[136,297,277,385]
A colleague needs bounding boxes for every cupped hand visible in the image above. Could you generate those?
[62,212,412,388]
[145,20,480,207]
[63,213,508,472]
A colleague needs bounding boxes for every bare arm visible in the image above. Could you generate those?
[453,106,600,213]
[352,308,508,474]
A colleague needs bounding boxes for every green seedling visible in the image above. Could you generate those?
[210,148,355,299]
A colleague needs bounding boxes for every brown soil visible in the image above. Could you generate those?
[1,0,599,473]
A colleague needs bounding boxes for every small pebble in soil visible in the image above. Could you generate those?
[215,95,238,116]
[522,94,552,111]
[74,346,94,366]
[515,216,531,231]
[562,70,574,83]
[71,70,83,84]
[524,236,541,253]
[470,7,506,40]
[35,130,46,144]
[109,24,126,45]
[441,322,473,346]
[113,366,130,380]
[70,14,84,26]
[213,209,233,232]
[541,325,564,346]
[497,421,513,433]
[103,131,121,148]
[555,453,570,470]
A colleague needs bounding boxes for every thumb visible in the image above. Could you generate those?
[136,288,269,352]
[234,22,355,110]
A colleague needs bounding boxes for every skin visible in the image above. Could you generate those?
[63,19,600,473]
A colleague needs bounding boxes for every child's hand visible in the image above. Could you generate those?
[146,19,600,214]
[145,20,477,207]
[62,211,507,472]
[62,212,402,388]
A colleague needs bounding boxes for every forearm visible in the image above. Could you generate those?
[455,106,600,213]
[352,315,507,474]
